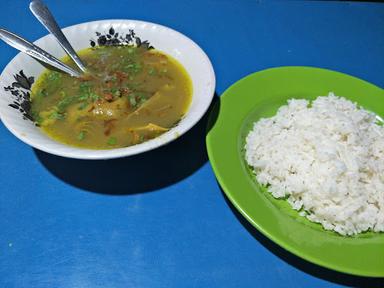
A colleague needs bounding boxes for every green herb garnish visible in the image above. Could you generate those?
[79,82,92,94]
[148,67,157,76]
[110,87,118,94]
[77,83,100,103]
[57,96,77,112]
[36,88,48,98]
[107,137,117,145]
[89,92,101,101]
[77,131,86,141]
[114,90,121,97]
[78,102,88,110]
[31,110,43,125]
[123,61,142,75]
[49,111,65,120]
[129,95,137,107]
[47,71,61,82]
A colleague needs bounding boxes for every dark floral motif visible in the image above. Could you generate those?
[4,70,35,123]
[90,27,154,50]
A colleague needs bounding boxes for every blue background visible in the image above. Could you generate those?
[1,0,384,287]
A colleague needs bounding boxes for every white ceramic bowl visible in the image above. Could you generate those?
[0,19,215,159]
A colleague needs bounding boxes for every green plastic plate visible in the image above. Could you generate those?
[206,66,384,277]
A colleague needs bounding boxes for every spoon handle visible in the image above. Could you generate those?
[0,29,81,78]
[29,0,86,72]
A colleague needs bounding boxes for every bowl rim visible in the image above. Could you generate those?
[0,19,216,159]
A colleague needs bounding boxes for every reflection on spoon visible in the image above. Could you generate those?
[0,28,82,77]
[29,0,87,73]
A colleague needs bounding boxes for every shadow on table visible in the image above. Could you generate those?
[34,94,220,195]
[220,187,384,288]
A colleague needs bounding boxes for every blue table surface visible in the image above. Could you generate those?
[1,0,384,287]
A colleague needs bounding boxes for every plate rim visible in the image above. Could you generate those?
[206,65,384,277]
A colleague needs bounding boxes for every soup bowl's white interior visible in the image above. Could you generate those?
[0,19,215,159]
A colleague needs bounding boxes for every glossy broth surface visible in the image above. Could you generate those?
[31,45,192,149]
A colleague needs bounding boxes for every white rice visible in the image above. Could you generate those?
[245,93,384,236]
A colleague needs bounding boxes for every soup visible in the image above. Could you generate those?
[31,45,192,149]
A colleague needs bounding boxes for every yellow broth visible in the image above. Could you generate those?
[31,46,192,149]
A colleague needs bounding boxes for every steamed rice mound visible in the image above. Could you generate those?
[245,93,384,236]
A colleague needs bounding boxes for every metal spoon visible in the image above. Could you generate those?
[0,28,81,77]
[29,0,86,73]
